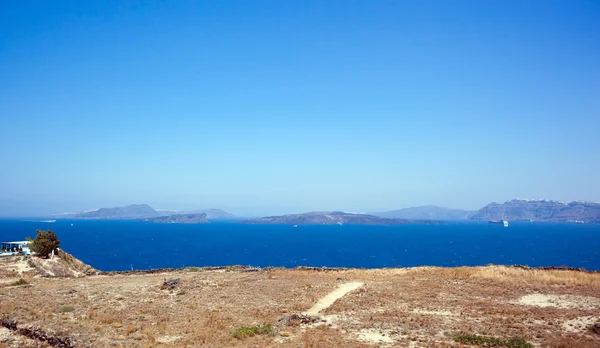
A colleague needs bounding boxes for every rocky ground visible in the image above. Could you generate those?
[1,256,599,347]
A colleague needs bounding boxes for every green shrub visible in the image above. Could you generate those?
[453,333,532,348]
[187,267,200,272]
[230,324,274,339]
[30,230,60,258]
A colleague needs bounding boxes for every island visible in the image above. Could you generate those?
[137,213,208,224]
[53,204,234,221]
[242,211,442,225]
[370,205,475,221]
[469,199,600,223]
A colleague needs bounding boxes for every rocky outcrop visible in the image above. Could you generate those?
[26,250,99,278]
[1,317,76,348]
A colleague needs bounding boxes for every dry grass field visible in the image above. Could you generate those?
[1,256,600,347]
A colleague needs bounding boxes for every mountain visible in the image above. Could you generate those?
[64,204,161,220]
[55,205,234,220]
[138,213,208,224]
[242,211,442,225]
[159,208,235,220]
[371,205,474,220]
[470,199,600,223]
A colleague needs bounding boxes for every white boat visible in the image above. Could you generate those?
[488,220,509,227]
[293,225,298,228]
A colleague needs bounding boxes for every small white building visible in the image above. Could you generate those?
[0,241,32,257]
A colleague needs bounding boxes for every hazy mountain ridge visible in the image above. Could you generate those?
[67,204,160,220]
[242,211,442,225]
[470,199,600,222]
[138,213,209,224]
[159,209,235,220]
[55,205,234,220]
[370,205,475,220]
[49,199,600,223]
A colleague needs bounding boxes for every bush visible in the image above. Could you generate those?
[30,230,60,258]
[453,333,533,348]
[230,324,274,339]
[10,278,29,286]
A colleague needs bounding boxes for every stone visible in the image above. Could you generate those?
[161,278,181,290]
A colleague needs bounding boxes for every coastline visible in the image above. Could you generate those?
[96,263,600,276]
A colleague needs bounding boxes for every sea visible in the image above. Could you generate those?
[1,219,599,272]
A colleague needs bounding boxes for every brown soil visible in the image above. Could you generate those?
[1,260,599,347]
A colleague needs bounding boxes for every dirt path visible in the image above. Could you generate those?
[305,282,364,316]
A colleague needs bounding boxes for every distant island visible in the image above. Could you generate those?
[371,200,600,223]
[242,211,442,225]
[138,213,208,224]
[50,199,600,224]
[469,199,600,223]
[53,204,235,221]
[370,205,475,221]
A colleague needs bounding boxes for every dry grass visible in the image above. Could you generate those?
[0,265,599,347]
[419,265,600,288]
[472,266,600,288]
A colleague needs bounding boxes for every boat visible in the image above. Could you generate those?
[488,220,509,227]
[293,225,298,228]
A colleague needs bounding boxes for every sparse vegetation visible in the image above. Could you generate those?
[187,267,200,272]
[30,229,60,258]
[10,278,28,286]
[230,324,274,339]
[1,263,599,347]
[453,333,533,348]
[59,305,75,313]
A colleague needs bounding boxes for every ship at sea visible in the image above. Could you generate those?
[489,220,509,227]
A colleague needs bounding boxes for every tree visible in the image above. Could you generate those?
[30,229,60,258]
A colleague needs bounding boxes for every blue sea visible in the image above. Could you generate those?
[1,220,598,271]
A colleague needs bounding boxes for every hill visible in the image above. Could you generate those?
[0,250,98,280]
[242,211,439,225]
[138,213,208,224]
[55,205,234,220]
[58,204,160,220]
[371,205,474,220]
[470,199,600,223]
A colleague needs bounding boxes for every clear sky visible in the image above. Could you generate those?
[1,1,599,217]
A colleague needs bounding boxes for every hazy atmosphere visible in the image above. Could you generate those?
[1,1,599,217]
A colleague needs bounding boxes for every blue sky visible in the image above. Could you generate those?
[1,1,599,216]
